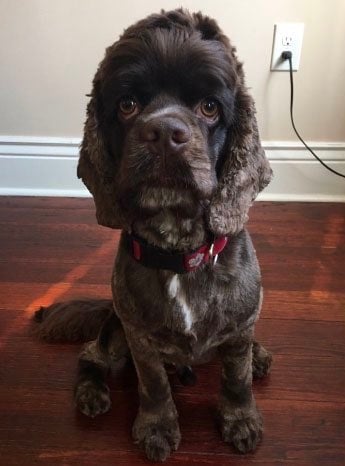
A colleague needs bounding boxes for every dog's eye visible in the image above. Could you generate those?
[198,98,220,120]
[118,96,139,118]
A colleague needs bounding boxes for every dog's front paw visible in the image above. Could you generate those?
[219,406,263,453]
[74,380,111,418]
[133,413,181,462]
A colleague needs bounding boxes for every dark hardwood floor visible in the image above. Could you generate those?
[0,197,344,465]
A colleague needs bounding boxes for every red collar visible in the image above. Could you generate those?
[123,232,228,274]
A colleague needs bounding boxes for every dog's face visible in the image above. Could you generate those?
[102,27,236,208]
[78,10,272,233]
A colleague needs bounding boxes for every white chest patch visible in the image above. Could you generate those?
[167,274,193,331]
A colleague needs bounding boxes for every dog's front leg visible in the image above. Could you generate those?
[218,329,263,453]
[126,334,181,462]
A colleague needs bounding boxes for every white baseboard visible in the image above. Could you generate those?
[0,136,344,201]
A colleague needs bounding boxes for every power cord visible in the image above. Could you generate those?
[281,50,345,179]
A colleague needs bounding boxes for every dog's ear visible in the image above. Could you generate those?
[193,14,272,236]
[77,77,122,229]
[207,88,272,236]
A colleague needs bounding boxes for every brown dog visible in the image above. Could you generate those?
[34,9,273,462]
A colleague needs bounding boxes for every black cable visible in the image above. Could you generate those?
[281,50,345,179]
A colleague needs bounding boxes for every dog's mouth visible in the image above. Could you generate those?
[151,159,197,190]
[120,145,206,188]
[116,139,217,225]
[116,159,210,221]
[117,185,204,224]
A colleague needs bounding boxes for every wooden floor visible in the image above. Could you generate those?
[0,197,344,466]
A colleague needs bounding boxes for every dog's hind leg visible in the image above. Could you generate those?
[252,340,272,379]
[74,311,128,417]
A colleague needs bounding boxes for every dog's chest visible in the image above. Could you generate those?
[153,272,237,363]
[167,274,194,331]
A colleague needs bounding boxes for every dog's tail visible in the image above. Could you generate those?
[32,299,113,343]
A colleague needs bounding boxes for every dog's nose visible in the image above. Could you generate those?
[140,117,191,155]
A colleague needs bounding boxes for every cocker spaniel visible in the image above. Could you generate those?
[34,9,273,462]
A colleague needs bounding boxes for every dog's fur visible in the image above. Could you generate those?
[34,9,273,462]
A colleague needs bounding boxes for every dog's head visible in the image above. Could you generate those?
[78,9,272,235]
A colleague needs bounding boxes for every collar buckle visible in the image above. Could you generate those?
[208,242,218,266]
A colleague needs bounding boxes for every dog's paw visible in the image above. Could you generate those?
[252,342,273,379]
[143,431,172,462]
[74,380,111,418]
[133,414,181,462]
[219,406,263,453]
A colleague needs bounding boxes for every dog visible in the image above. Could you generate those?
[34,9,273,462]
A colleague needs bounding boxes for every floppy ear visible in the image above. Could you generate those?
[207,88,272,236]
[77,78,122,229]
[192,12,272,236]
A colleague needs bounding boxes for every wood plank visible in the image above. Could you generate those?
[0,283,112,311]
[248,201,345,223]
[259,249,345,292]
[0,222,115,245]
[0,196,94,210]
[263,290,345,321]
[0,262,114,284]
[0,207,96,225]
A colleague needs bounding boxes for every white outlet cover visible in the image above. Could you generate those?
[271,23,304,71]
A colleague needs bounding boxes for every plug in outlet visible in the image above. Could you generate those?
[271,23,304,71]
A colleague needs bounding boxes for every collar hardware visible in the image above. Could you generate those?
[123,232,228,274]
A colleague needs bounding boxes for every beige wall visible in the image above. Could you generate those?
[1,0,345,141]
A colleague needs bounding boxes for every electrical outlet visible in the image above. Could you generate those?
[271,23,304,71]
